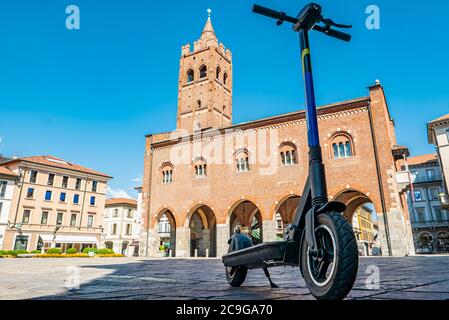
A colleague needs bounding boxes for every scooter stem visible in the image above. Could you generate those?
[299,30,328,206]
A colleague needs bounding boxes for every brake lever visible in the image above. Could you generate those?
[321,18,352,29]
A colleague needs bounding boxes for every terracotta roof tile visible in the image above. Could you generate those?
[429,113,449,124]
[2,155,112,178]
[407,153,438,166]
[106,198,137,207]
[0,166,17,177]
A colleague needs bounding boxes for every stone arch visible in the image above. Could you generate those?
[155,208,177,257]
[185,204,217,257]
[199,64,207,78]
[228,199,263,244]
[272,194,301,240]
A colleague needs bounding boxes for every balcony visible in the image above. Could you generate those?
[440,193,449,210]
[396,171,411,191]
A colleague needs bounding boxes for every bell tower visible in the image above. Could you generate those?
[176,9,233,133]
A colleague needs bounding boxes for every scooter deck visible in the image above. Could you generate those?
[222,241,288,269]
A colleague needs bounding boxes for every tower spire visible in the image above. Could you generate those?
[201,8,216,41]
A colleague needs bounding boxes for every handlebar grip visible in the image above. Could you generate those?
[321,28,351,42]
[252,4,282,20]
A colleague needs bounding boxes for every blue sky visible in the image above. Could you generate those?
[0,0,448,199]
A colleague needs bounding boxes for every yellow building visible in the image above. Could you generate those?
[0,155,112,252]
[352,205,376,255]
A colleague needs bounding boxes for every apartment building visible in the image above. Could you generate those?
[103,198,140,256]
[0,155,112,252]
[0,167,18,249]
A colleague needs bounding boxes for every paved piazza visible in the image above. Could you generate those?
[1,256,449,300]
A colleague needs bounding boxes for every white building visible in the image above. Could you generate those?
[428,113,449,210]
[0,167,18,249]
[102,198,140,256]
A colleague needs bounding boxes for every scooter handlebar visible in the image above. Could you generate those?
[313,25,351,42]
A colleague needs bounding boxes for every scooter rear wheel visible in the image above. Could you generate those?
[300,211,358,300]
[225,266,248,287]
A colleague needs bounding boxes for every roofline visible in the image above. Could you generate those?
[105,201,137,207]
[1,158,113,179]
[146,96,370,144]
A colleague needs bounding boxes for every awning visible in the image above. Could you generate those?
[39,234,99,244]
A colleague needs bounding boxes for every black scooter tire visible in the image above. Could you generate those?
[225,266,248,287]
[300,212,358,300]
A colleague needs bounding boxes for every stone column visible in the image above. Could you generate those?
[139,228,159,257]
[262,220,277,242]
[175,227,190,257]
[216,224,229,258]
[378,209,414,257]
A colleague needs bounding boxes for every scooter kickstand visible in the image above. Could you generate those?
[263,267,279,288]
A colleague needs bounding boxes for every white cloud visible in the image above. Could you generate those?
[106,186,133,199]
[130,177,142,182]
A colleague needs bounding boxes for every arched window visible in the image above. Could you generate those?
[223,72,228,85]
[187,69,194,83]
[161,164,173,184]
[235,150,250,173]
[216,66,221,80]
[193,158,207,179]
[331,134,354,159]
[199,65,207,78]
[197,100,202,109]
[279,142,297,166]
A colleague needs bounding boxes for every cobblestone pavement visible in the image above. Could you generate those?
[1,256,449,300]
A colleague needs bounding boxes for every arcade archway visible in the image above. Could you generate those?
[274,195,300,240]
[187,205,217,257]
[156,210,176,257]
[229,200,263,244]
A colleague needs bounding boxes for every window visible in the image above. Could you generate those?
[60,192,66,203]
[70,214,77,227]
[75,178,82,190]
[113,208,119,217]
[331,134,353,159]
[447,129,449,143]
[45,190,52,201]
[26,188,35,199]
[161,164,173,184]
[415,208,425,222]
[199,65,207,78]
[434,207,443,221]
[195,163,207,179]
[73,194,79,204]
[279,143,297,166]
[414,190,423,201]
[216,66,221,79]
[62,176,69,188]
[87,215,94,228]
[56,212,64,225]
[92,180,98,192]
[187,69,194,83]
[41,211,49,224]
[197,99,202,109]
[429,188,439,200]
[22,210,31,224]
[0,181,6,197]
[47,173,55,186]
[127,209,133,218]
[90,196,96,206]
[426,169,435,181]
[126,224,132,235]
[29,170,38,183]
[112,223,117,234]
[223,72,228,85]
[14,235,29,251]
[235,151,250,173]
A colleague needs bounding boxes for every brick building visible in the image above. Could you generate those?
[139,13,414,258]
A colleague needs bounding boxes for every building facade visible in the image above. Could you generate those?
[102,198,140,256]
[0,167,18,249]
[351,205,380,256]
[0,155,111,252]
[140,13,415,258]
[428,113,449,210]
[404,154,449,254]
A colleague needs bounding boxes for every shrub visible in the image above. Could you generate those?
[97,248,114,255]
[82,248,98,254]
[66,248,78,254]
[5,250,28,256]
[31,250,41,254]
[0,250,6,255]
[46,248,62,254]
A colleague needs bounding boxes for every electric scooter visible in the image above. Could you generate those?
[222,3,359,300]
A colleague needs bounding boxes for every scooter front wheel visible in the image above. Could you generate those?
[300,211,358,300]
[225,266,248,287]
